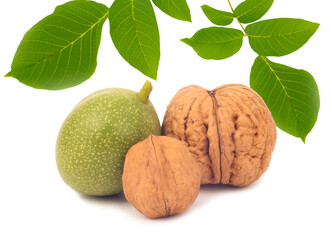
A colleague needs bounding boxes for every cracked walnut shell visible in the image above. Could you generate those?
[162,84,277,186]
[122,135,200,218]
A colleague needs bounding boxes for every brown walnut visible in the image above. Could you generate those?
[122,135,200,219]
[162,84,277,186]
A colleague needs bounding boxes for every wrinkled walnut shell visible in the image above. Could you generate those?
[162,84,277,186]
[122,135,200,218]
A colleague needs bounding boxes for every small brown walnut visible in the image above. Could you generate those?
[122,135,200,219]
[162,84,277,187]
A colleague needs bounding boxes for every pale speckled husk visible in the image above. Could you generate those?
[56,88,161,196]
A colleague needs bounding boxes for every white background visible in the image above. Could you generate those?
[0,0,331,239]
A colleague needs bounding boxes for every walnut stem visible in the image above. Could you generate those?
[138,80,153,104]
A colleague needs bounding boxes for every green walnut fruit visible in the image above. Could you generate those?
[56,81,161,196]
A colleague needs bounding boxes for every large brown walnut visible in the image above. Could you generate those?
[162,84,277,186]
[122,135,200,218]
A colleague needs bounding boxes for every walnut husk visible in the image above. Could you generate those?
[122,135,200,218]
[162,84,277,186]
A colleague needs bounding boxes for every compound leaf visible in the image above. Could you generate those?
[234,0,274,24]
[250,56,320,142]
[201,5,234,26]
[5,0,109,90]
[109,0,160,80]
[246,18,319,56]
[181,27,244,60]
[152,0,191,22]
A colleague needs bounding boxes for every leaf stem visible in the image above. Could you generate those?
[227,0,234,11]
[227,0,247,35]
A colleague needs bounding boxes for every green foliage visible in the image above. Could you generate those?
[201,5,234,26]
[5,0,321,142]
[250,57,320,142]
[181,27,244,60]
[183,0,320,141]
[152,0,191,22]
[109,0,160,80]
[234,0,274,23]
[246,18,319,56]
[5,0,108,90]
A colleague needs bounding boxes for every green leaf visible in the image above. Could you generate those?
[250,56,320,142]
[246,18,319,56]
[201,5,234,26]
[152,0,191,22]
[181,27,244,60]
[109,0,160,80]
[234,0,274,24]
[5,0,109,90]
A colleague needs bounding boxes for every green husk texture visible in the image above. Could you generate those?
[56,88,161,196]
